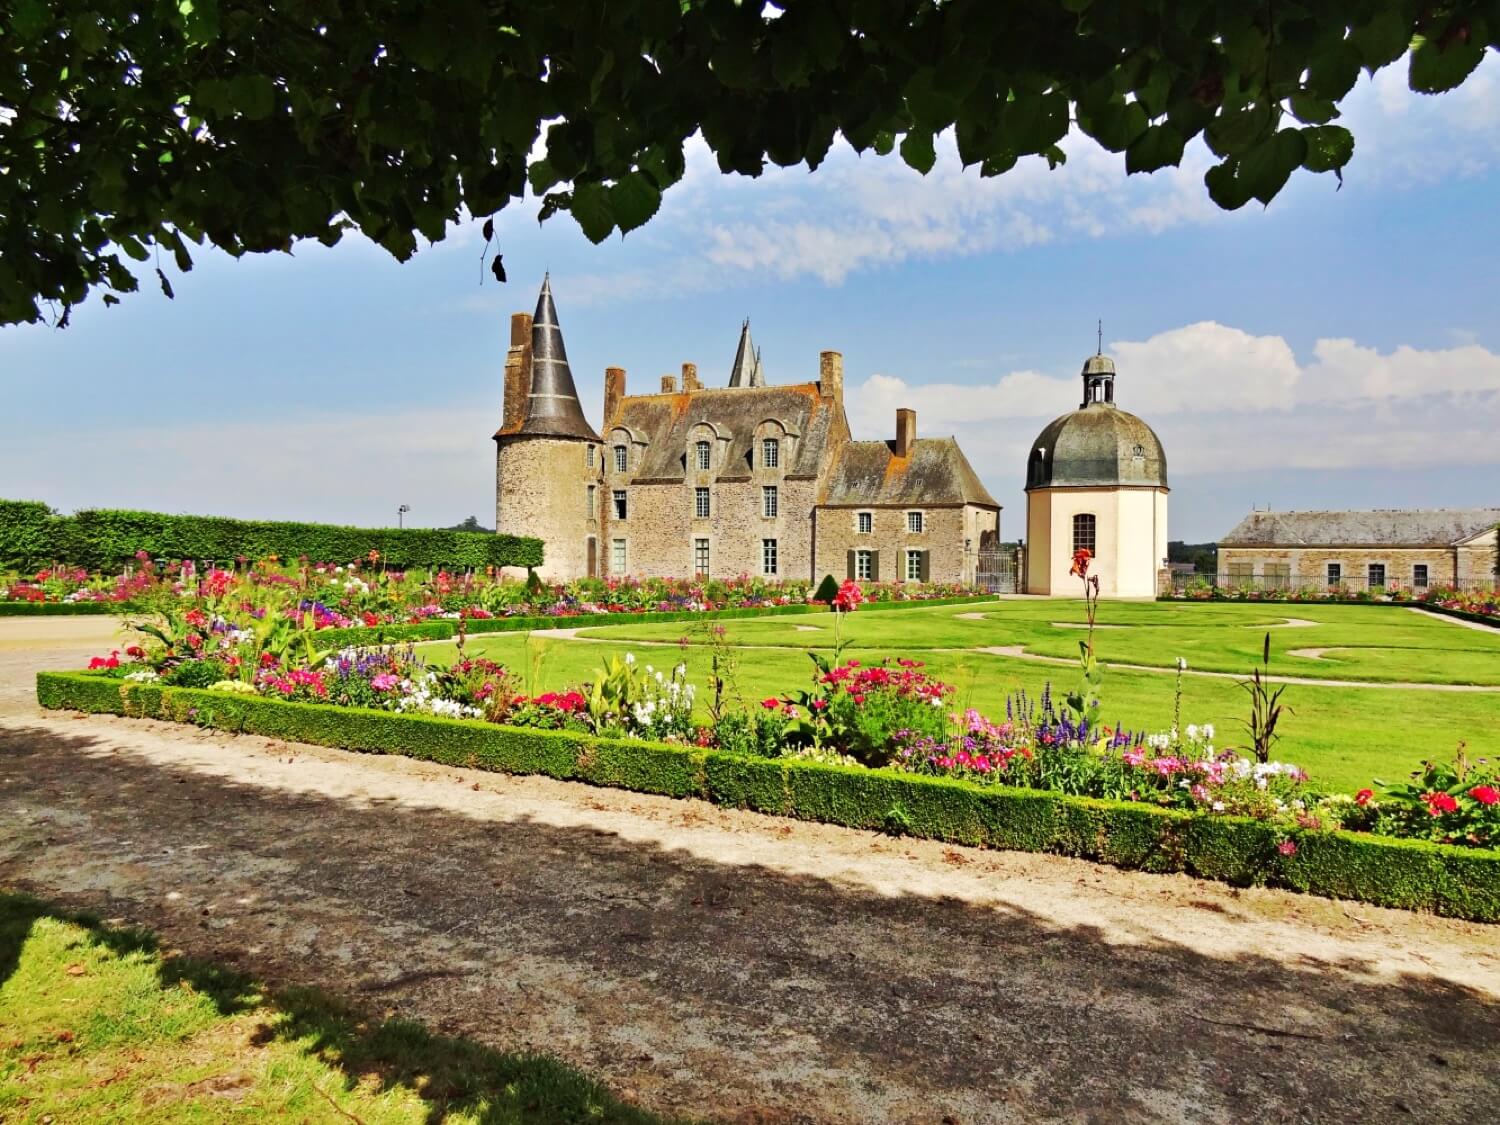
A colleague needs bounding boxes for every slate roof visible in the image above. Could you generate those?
[1026,404,1168,490]
[821,438,999,508]
[502,275,601,442]
[1219,509,1500,547]
[609,383,845,481]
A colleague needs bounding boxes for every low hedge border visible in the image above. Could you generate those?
[0,601,122,616]
[1158,593,1498,630]
[34,670,1500,923]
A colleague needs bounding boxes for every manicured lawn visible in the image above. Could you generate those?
[427,601,1500,795]
[0,892,669,1124]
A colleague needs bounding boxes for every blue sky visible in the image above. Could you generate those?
[3,58,1498,542]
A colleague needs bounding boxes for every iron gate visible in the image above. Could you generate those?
[976,545,1021,593]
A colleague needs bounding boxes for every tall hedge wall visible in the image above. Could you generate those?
[35,671,1500,923]
[0,499,543,571]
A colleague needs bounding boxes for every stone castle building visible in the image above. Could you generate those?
[1024,351,1169,597]
[1217,508,1500,591]
[494,277,999,582]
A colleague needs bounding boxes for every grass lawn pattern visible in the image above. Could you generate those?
[425,600,1500,795]
[0,893,673,1124]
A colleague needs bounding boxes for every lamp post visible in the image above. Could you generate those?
[398,503,410,529]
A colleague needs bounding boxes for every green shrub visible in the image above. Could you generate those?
[160,660,227,688]
[813,574,840,603]
[40,669,1496,921]
[1,498,542,570]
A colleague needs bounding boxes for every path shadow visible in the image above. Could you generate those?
[2,719,1498,1123]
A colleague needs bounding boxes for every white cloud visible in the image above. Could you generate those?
[846,323,1500,488]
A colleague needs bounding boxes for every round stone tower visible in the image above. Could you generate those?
[1024,349,1169,597]
[494,276,603,579]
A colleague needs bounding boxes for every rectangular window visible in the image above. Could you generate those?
[1264,562,1291,590]
[856,549,873,581]
[1368,563,1386,589]
[1072,513,1097,555]
[613,445,628,473]
[612,490,627,520]
[1224,561,1255,586]
[762,538,778,576]
[611,539,626,573]
[586,485,596,517]
[1326,562,1342,587]
[695,441,711,470]
[906,549,922,581]
[907,511,923,534]
[763,485,778,518]
[1413,564,1429,588]
[762,438,779,468]
[857,511,872,535]
[586,445,596,468]
[694,487,710,519]
[694,538,710,577]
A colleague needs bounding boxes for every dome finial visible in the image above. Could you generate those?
[1097,318,1102,356]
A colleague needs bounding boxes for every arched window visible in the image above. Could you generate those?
[694,440,711,470]
[1072,513,1096,555]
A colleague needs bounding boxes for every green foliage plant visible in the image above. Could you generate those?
[1239,632,1292,763]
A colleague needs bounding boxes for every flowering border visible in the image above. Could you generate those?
[1158,592,1499,629]
[34,671,1500,924]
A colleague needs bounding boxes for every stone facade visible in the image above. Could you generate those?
[495,282,999,584]
[1216,510,1499,591]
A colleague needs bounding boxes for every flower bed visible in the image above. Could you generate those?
[1160,583,1499,626]
[34,670,1500,922]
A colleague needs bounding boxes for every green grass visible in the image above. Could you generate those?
[0,892,672,1124]
[422,601,1500,795]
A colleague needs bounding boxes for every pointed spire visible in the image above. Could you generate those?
[728,318,767,387]
[516,274,600,441]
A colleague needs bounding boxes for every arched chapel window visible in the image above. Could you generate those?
[1072,513,1096,556]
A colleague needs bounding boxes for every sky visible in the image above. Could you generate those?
[3,57,1498,543]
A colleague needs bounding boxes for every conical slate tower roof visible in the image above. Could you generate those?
[516,275,600,440]
[728,318,766,387]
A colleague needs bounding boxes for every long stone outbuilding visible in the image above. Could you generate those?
[494,277,1000,583]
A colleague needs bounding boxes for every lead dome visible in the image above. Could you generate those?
[1025,353,1167,491]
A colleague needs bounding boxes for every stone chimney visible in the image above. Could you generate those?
[819,350,843,399]
[681,362,701,391]
[895,408,916,458]
[501,311,533,430]
[660,374,678,393]
[604,366,626,426]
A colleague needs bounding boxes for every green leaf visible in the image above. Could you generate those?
[228,74,276,121]
[1350,10,1413,72]
[1205,106,1275,157]
[1000,93,1069,153]
[570,182,614,244]
[1289,93,1339,126]
[1305,41,1362,101]
[609,173,661,235]
[1239,129,1308,205]
[1300,125,1354,174]
[1409,34,1485,95]
[872,130,896,156]
[1125,124,1185,174]
[1204,159,1254,211]
[905,69,961,130]
[899,130,936,175]
[1077,99,1148,152]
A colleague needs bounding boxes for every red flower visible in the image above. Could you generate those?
[1469,785,1500,807]
[125,645,145,660]
[1424,791,1459,817]
[87,651,120,670]
[1354,788,1374,807]
[760,697,780,710]
[1069,547,1093,578]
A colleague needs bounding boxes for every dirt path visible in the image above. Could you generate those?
[1410,605,1500,633]
[2,627,1499,1123]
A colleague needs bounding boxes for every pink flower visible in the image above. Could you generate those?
[370,673,400,692]
[1277,840,1297,856]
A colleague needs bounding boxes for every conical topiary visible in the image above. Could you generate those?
[814,573,840,604]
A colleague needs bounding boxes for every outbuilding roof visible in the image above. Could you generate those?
[821,437,999,508]
[1219,508,1500,547]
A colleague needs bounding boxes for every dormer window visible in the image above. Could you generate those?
[762,438,779,469]
[694,440,711,470]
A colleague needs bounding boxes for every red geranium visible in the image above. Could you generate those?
[1469,785,1500,807]
[1424,791,1459,817]
[1354,788,1374,806]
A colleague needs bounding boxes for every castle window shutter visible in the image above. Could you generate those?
[870,551,880,581]
[846,550,855,580]
[920,550,930,582]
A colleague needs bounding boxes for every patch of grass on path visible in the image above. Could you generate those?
[0,891,673,1124]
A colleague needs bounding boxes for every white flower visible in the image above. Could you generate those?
[1176,657,1188,670]
[624,653,635,665]
[1202,723,1215,740]
[1186,724,1199,741]
[1211,801,1226,812]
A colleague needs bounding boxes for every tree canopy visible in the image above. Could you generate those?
[1,1,1493,326]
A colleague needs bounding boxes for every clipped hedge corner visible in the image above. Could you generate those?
[32,671,1500,923]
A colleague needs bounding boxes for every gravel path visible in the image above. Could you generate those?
[3,620,1499,1123]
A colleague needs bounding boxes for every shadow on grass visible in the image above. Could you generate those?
[0,891,675,1123]
[2,718,1499,1122]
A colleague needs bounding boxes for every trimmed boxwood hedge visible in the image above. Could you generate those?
[34,670,1500,923]
[0,499,542,571]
